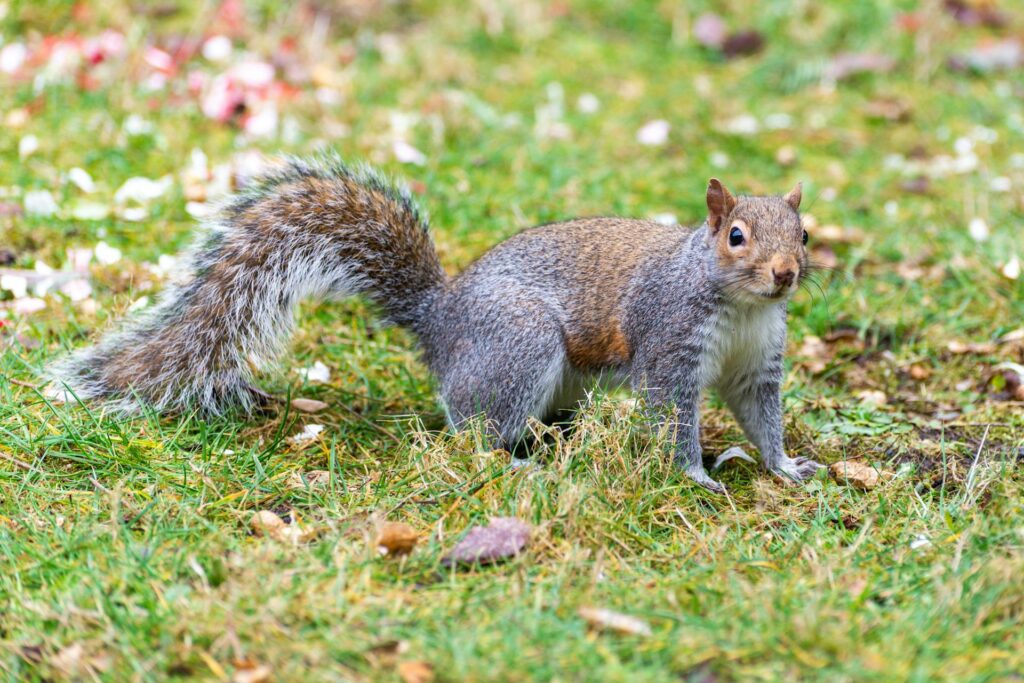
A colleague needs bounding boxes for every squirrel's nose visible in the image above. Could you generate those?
[772,268,795,287]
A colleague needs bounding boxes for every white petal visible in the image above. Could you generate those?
[68,167,96,193]
[393,140,427,165]
[23,190,59,216]
[201,35,232,63]
[968,217,989,242]
[636,119,670,146]
[297,360,331,383]
[94,241,122,265]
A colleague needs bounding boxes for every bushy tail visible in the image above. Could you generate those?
[46,156,446,414]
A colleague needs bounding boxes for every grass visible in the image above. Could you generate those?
[2,0,1024,680]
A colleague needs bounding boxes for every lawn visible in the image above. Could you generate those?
[2,1,1023,680]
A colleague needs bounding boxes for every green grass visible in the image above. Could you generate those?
[2,1,1024,680]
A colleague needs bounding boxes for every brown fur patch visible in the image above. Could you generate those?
[499,217,686,371]
[566,318,631,368]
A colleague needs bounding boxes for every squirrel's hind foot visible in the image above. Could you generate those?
[768,456,824,483]
[684,465,727,494]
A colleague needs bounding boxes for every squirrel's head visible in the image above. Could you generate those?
[705,178,808,304]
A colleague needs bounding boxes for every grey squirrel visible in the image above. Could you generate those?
[47,155,824,492]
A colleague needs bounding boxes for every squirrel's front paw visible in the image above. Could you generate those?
[684,466,727,494]
[769,456,824,483]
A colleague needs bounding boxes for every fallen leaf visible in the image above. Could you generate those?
[829,461,880,490]
[286,469,330,490]
[377,521,420,556]
[863,97,911,122]
[366,639,409,660]
[992,362,1024,401]
[24,190,59,216]
[578,607,653,637]
[1002,255,1020,281]
[721,30,764,58]
[816,224,865,244]
[825,52,895,82]
[949,39,1022,73]
[857,390,887,407]
[398,660,434,683]
[908,364,931,381]
[797,335,831,374]
[693,13,727,49]
[290,397,328,413]
[288,424,324,444]
[63,168,95,196]
[947,340,996,355]
[250,510,287,536]
[900,176,931,194]
[393,140,427,166]
[944,0,1007,28]
[810,244,838,269]
[51,643,84,675]
[636,119,670,146]
[441,517,531,567]
[999,329,1024,344]
[909,533,932,551]
[50,642,109,676]
[968,217,989,242]
[296,360,331,383]
[233,664,272,683]
[114,176,173,204]
[250,510,319,544]
[775,145,797,167]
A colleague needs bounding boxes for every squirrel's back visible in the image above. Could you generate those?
[424,218,690,371]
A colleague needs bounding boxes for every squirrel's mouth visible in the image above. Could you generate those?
[761,287,792,300]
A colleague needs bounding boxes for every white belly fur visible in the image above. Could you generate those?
[704,303,786,391]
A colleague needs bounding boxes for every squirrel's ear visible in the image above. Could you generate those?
[784,182,802,211]
[706,178,737,233]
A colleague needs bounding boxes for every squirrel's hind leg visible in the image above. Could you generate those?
[437,309,567,453]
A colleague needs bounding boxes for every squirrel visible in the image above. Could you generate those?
[47,155,824,492]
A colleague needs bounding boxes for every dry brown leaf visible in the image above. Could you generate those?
[1000,329,1024,344]
[366,639,409,662]
[49,643,111,676]
[825,52,895,81]
[908,364,931,381]
[857,390,887,407]
[810,244,838,269]
[721,30,764,59]
[578,607,653,637]
[797,335,831,374]
[947,340,996,355]
[377,521,420,556]
[250,510,320,544]
[900,176,931,195]
[817,224,865,244]
[830,461,881,490]
[286,469,330,490]
[51,643,85,675]
[863,97,911,122]
[775,145,797,167]
[291,397,328,413]
[233,665,272,683]
[398,660,434,683]
[441,517,531,567]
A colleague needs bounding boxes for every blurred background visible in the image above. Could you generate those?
[1,0,1022,349]
[3,5,1024,678]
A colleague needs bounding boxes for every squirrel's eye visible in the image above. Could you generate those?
[802,230,809,245]
[728,226,744,247]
